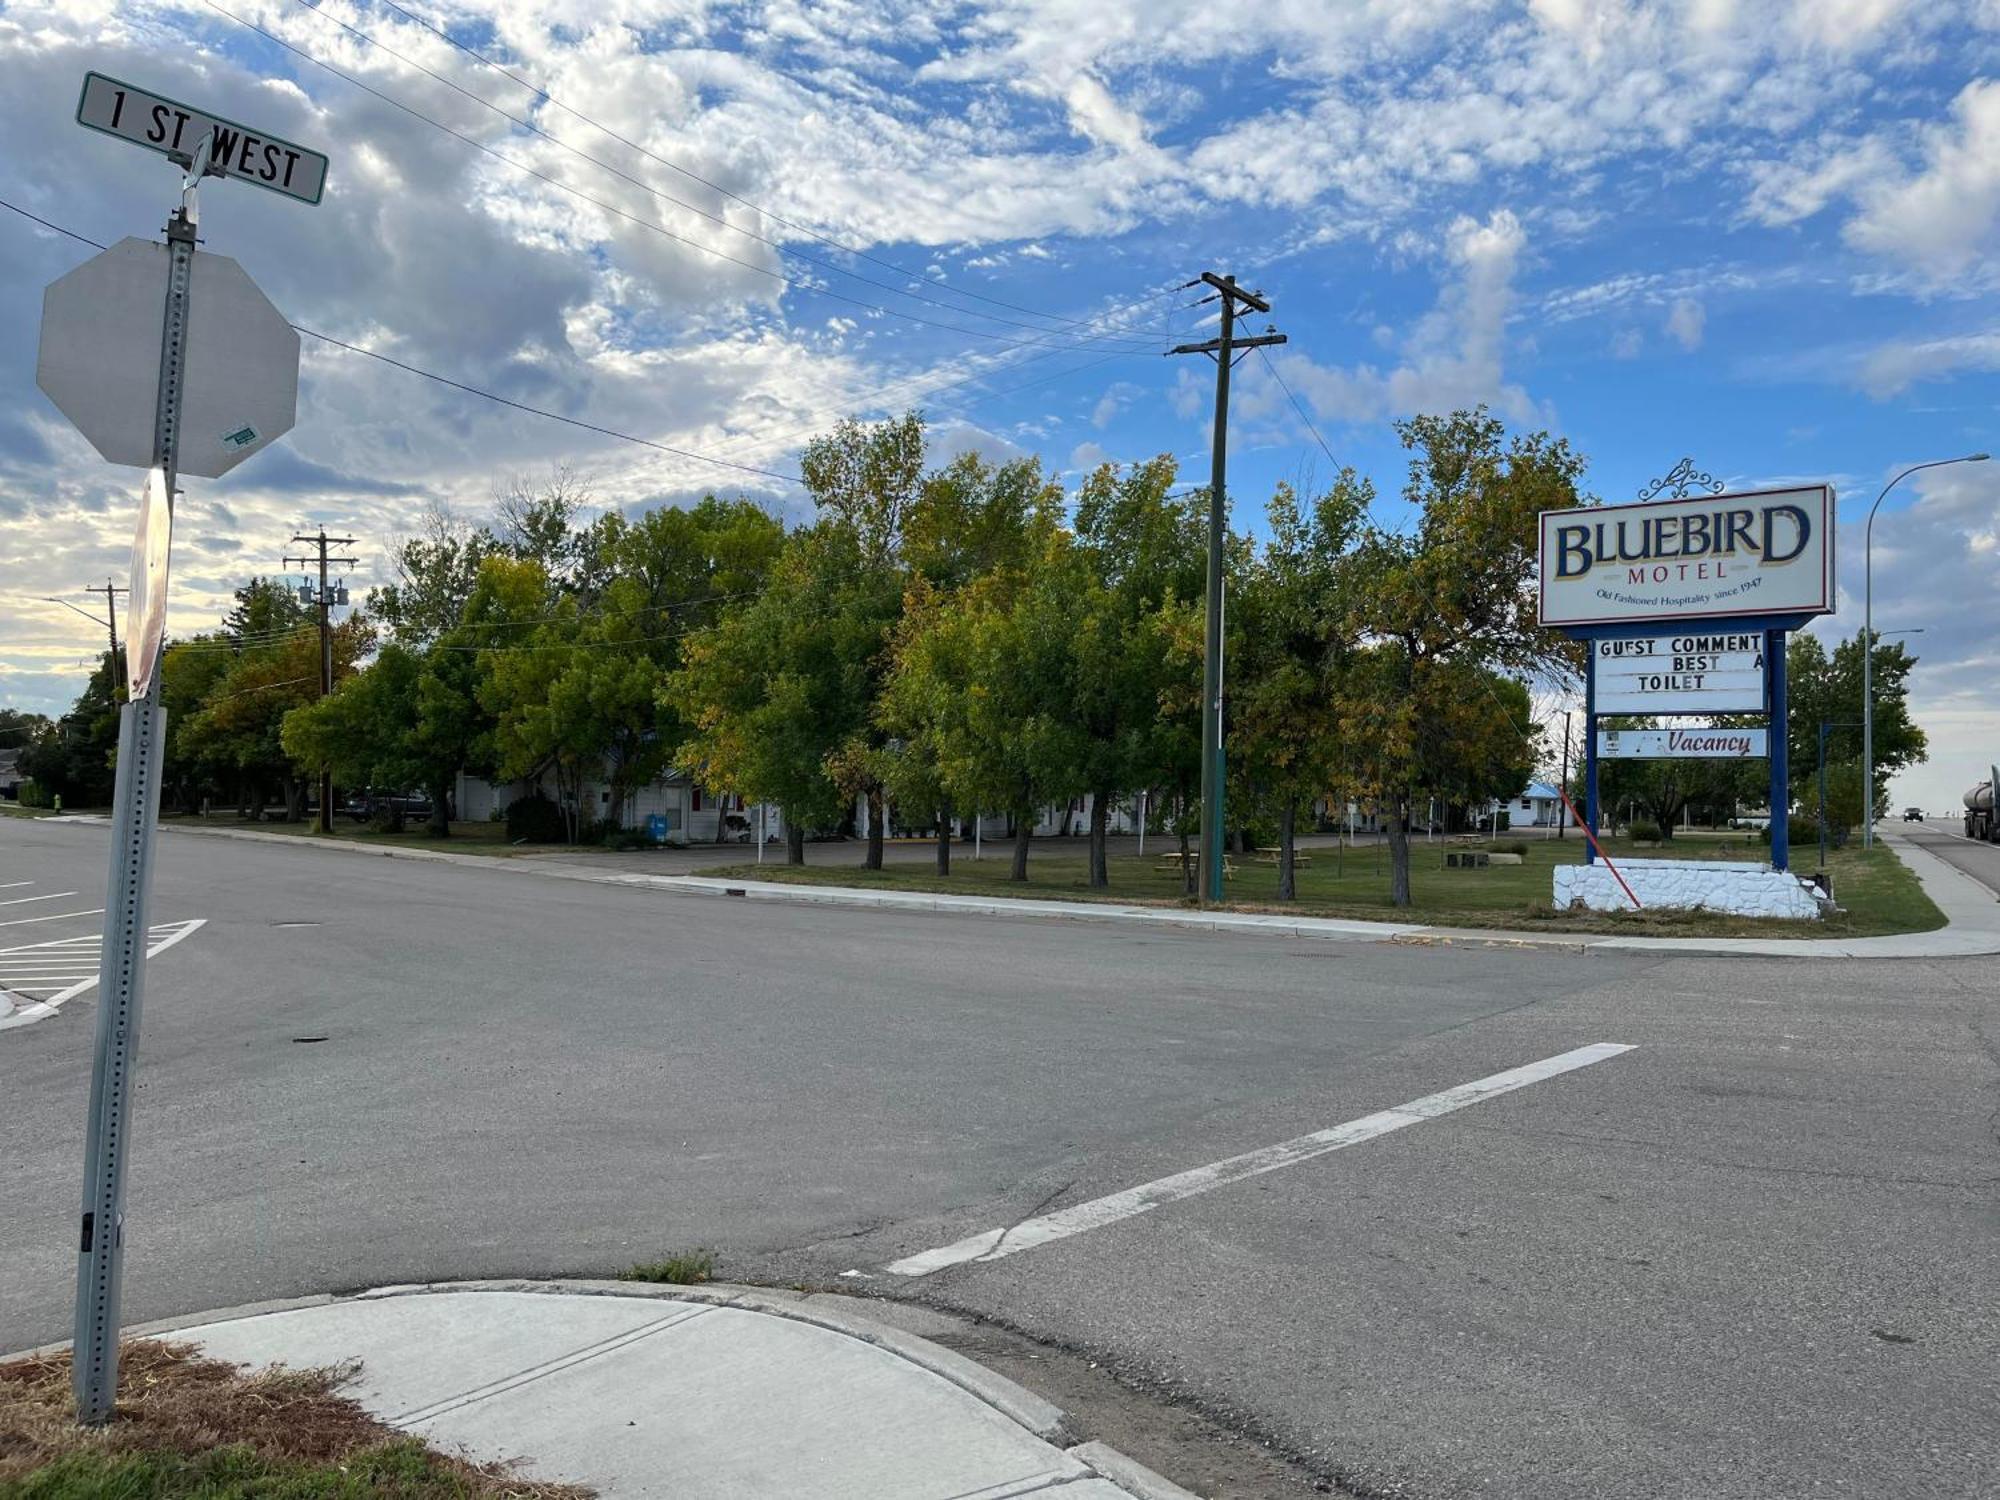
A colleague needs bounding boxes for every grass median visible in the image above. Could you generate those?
[696,832,1944,939]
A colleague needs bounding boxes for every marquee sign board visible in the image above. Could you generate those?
[75,72,328,204]
[1599,727,1768,760]
[1593,632,1767,714]
[1539,485,1835,628]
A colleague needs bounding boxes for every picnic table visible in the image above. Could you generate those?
[1154,849,1235,878]
[1252,847,1311,866]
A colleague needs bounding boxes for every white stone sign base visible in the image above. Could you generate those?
[1554,858,1828,920]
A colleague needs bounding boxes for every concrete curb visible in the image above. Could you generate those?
[4,1278,1210,1498]
[114,811,2000,960]
[1068,1441,1207,1500]
[652,869,2000,959]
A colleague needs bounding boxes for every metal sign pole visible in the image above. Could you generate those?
[1768,629,1790,872]
[1583,651,1600,865]
[72,200,193,1426]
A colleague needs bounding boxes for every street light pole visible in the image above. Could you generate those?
[1862,454,1988,847]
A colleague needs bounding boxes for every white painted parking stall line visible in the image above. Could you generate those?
[0,918,206,1031]
[0,881,34,889]
[0,891,79,907]
[881,1042,1637,1278]
[0,907,106,928]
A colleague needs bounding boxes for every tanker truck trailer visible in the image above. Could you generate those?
[1967,768,1999,842]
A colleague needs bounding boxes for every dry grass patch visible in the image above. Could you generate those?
[0,1340,590,1497]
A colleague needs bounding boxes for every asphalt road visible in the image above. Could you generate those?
[3,816,1996,1499]
[1898,815,2000,896]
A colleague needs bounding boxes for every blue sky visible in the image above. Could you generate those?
[2,0,1997,811]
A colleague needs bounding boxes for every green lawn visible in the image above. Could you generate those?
[697,832,1944,939]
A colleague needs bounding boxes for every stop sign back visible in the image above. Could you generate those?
[36,237,299,479]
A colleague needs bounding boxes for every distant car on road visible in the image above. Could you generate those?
[344,790,435,824]
[1903,807,1926,821]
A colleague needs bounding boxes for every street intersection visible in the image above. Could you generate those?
[2,815,1995,1498]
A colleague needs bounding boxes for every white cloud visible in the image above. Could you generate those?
[1068,440,1111,472]
[1270,209,1543,427]
[1611,327,1644,358]
[1665,296,1706,350]
[1091,380,1141,429]
[1787,0,1920,47]
[1743,137,1899,228]
[1846,80,2000,283]
[1857,329,2000,395]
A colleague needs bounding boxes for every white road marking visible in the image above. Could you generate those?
[0,907,106,928]
[0,891,78,907]
[0,881,34,889]
[0,919,206,1031]
[882,1042,1637,1277]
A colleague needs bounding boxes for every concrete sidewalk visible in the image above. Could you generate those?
[78,1281,1197,1500]
[77,810,2000,958]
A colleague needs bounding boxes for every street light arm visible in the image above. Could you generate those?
[1865,453,1992,556]
[1860,450,1988,847]
[40,596,109,631]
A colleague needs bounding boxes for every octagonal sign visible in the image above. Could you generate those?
[36,237,299,479]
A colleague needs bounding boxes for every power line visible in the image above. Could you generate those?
[0,195,801,481]
[282,0,1161,350]
[1255,345,1344,475]
[699,284,1190,466]
[201,2,1165,359]
[205,674,317,702]
[367,0,1128,333]
[0,196,1170,491]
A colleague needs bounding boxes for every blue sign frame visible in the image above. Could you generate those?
[1572,612,1809,871]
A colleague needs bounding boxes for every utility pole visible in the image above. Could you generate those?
[283,529,357,835]
[1171,273,1286,903]
[88,581,129,698]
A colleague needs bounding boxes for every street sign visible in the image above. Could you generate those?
[37,237,299,478]
[125,468,173,699]
[1592,632,1767,714]
[54,80,324,1431]
[1599,727,1768,760]
[76,72,328,204]
[1539,485,1835,628]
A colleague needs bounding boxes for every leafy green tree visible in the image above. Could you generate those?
[874,453,1066,875]
[369,500,493,645]
[902,450,1063,590]
[1228,476,1369,898]
[1342,409,1585,905]
[801,413,926,567]
[17,656,118,807]
[592,495,787,820]
[178,598,372,821]
[159,635,236,813]
[282,644,425,827]
[472,556,591,840]
[877,541,1092,881]
[494,466,602,591]
[675,416,925,868]
[1069,456,1207,888]
[672,522,900,863]
[1785,632,1926,817]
